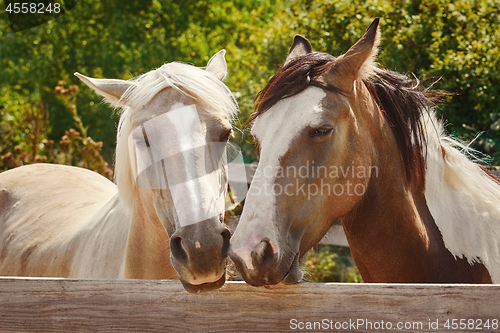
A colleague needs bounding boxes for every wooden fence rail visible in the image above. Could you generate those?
[0,278,499,332]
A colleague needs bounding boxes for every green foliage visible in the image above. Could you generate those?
[0,0,286,163]
[0,80,113,178]
[255,0,500,163]
[302,246,363,283]
[0,90,48,161]
[0,86,58,170]
[4,0,78,32]
[2,0,497,164]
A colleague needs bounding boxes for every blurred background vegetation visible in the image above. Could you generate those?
[303,245,363,283]
[0,0,499,282]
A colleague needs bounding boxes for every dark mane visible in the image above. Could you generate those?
[364,71,448,184]
[253,52,344,118]
[253,53,449,185]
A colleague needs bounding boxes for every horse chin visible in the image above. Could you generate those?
[281,253,302,285]
[256,253,303,287]
[180,272,226,293]
[232,252,303,287]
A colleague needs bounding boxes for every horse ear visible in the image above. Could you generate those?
[285,35,313,65]
[330,18,381,82]
[74,72,133,107]
[206,49,227,80]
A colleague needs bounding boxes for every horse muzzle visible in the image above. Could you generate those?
[229,240,302,287]
[169,218,231,292]
[179,272,226,293]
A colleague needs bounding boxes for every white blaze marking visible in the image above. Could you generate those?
[231,87,327,270]
[129,104,226,227]
[129,104,205,182]
[252,87,327,161]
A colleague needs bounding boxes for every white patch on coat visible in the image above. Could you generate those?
[424,112,500,282]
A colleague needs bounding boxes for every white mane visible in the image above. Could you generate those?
[424,112,500,282]
[114,62,238,207]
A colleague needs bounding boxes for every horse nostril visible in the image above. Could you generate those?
[220,228,231,258]
[252,240,276,268]
[170,236,189,264]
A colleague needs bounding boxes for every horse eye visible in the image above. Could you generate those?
[310,127,333,138]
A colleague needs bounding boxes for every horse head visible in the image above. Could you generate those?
[76,50,238,292]
[229,20,386,286]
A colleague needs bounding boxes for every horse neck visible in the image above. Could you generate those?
[340,117,432,282]
[341,109,492,283]
[71,194,132,278]
[123,187,177,279]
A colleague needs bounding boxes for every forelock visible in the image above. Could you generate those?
[253,52,343,120]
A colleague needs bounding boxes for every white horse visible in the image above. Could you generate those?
[0,50,238,293]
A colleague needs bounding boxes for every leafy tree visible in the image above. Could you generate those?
[303,245,363,283]
[257,0,500,163]
[0,0,499,166]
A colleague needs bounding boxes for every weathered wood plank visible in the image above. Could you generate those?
[0,278,499,332]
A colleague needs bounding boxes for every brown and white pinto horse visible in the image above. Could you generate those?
[230,19,500,286]
[0,50,237,293]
